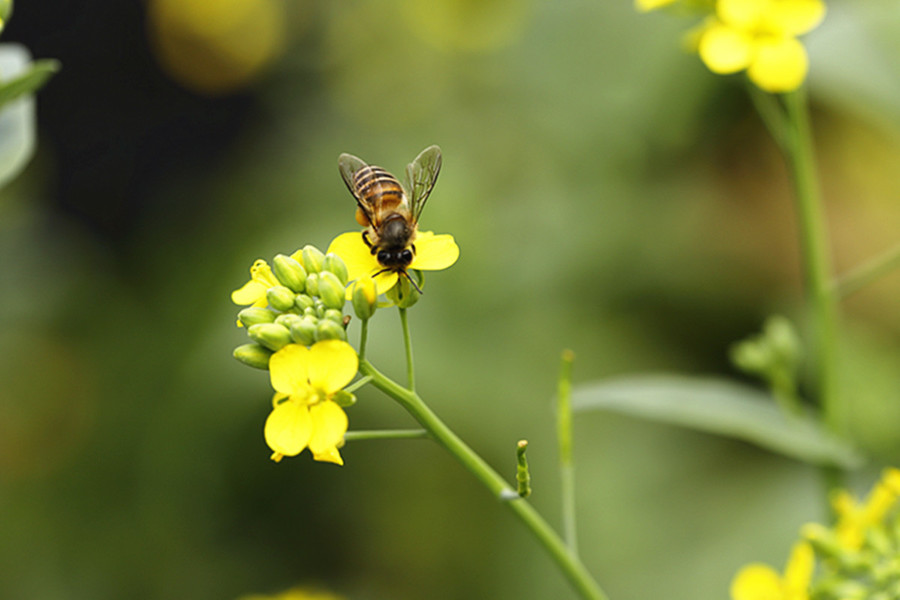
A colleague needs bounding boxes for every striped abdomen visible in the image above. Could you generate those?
[353,166,409,227]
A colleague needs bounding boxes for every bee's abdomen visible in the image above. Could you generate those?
[354,166,406,216]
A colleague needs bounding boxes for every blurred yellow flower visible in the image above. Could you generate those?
[231,259,279,312]
[327,231,459,296]
[730,541,814,600]
[832,467,900,551]
[697,0,826,92]
[264,340,357,465]
[146,0,286,95]
[635,0,678,12]
[238,586,344,600]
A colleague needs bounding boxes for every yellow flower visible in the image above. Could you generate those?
[730,541,814,600]
[697,0,825,92]
[264,340,358,465]
[231,259,280,309]
[635,0,678,12]
[327,231,460,295]
[832,467,900,551]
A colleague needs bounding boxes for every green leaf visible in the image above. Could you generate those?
[0,57,59,109]
[571,374,864,468]
[0,44,52,190]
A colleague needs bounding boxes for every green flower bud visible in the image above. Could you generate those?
[351,276,377,321]
[331,390,356,407]
[289,317,318,346]
[323,252,349,285]
[272,254,307,293]
[765,315,801,366]
[315,319,347,342]
[318,271,346,309]
[237,307,276,328]
[303,306,317,318]
[294,294,314,312]
[730,340,771,375]
[386,272,421,308]
[305,273,319,297]
[323,308,344,324]
[248,323,292,351]
[300,245,325,273]
[274,313,303,330]
[233,343,272,370]
[266,285,296,312]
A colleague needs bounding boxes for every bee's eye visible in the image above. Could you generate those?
[377,250,391,264]
[400,249,413,263]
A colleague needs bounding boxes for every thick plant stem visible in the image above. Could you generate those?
[358,358,609,600]
[782,90,841,435]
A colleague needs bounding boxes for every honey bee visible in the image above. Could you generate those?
[338,145,442,290]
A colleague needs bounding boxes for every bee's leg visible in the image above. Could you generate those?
[362,230,377,254]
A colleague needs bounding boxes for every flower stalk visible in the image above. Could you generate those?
[358,358,609,600]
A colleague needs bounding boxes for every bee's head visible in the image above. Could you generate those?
[376,247,414,268]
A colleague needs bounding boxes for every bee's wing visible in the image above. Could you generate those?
[338,152,376,223]
[405,145,442,223]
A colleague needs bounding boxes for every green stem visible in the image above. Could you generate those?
[557,350,578,554]
[833,241,900,298]
[782,89,841,435]
[399,308,415,391]
[359,358,609,600]
[344,429,428,442]
[359,319,369,362]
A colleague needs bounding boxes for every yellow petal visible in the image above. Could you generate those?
[308,401,348,458]
[327,232,381,281]
[410,232,460,271]
[747,36,808,93]
[634,0,677,12]
[307,340,358,393]
[764,0,825,36]
[231,280,268,306]
[717,0,769,30]
[311,446,344,466]
[698,23,754,74]
[264,402,313,457]
[269,344,311,396]
[783,541,814,593]
[730,563,783,600]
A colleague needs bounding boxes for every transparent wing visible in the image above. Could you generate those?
[338,152,377,224]
[338,152,369,199]
[405,145,442,222]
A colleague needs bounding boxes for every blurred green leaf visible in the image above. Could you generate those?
[0,44,47,189]
[572,374,864,468]
[0,58,59,109]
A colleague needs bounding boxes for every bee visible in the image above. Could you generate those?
[338,145,442,291]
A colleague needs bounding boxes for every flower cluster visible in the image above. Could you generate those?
[730,468,900,600]
[231,245,358,465]
[637,0,826,93]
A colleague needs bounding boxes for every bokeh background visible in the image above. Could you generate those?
[2,1,900,598]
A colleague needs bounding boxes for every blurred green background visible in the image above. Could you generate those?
[2,1,900,598]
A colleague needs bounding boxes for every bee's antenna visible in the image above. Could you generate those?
[373,268,424,297]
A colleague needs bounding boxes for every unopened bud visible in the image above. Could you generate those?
[299,245,325,273]
[305,273,319,297]
[274,313,303,330]
[248,323,292,351]
[730,340,770,374]
[289,317,318,346]
[765,315,801,366]
[323,253,349,285]
[351,277,377,321]
[266,285,296,312]
[318,271,346,309]
[294,294,314,312]
[386,272,421,308]
[233,343,272,369]
[331,390,356,407]
[237,307,276,328]
[323,309,344,324]
[272,254,307,293]
[315,319,347,342]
